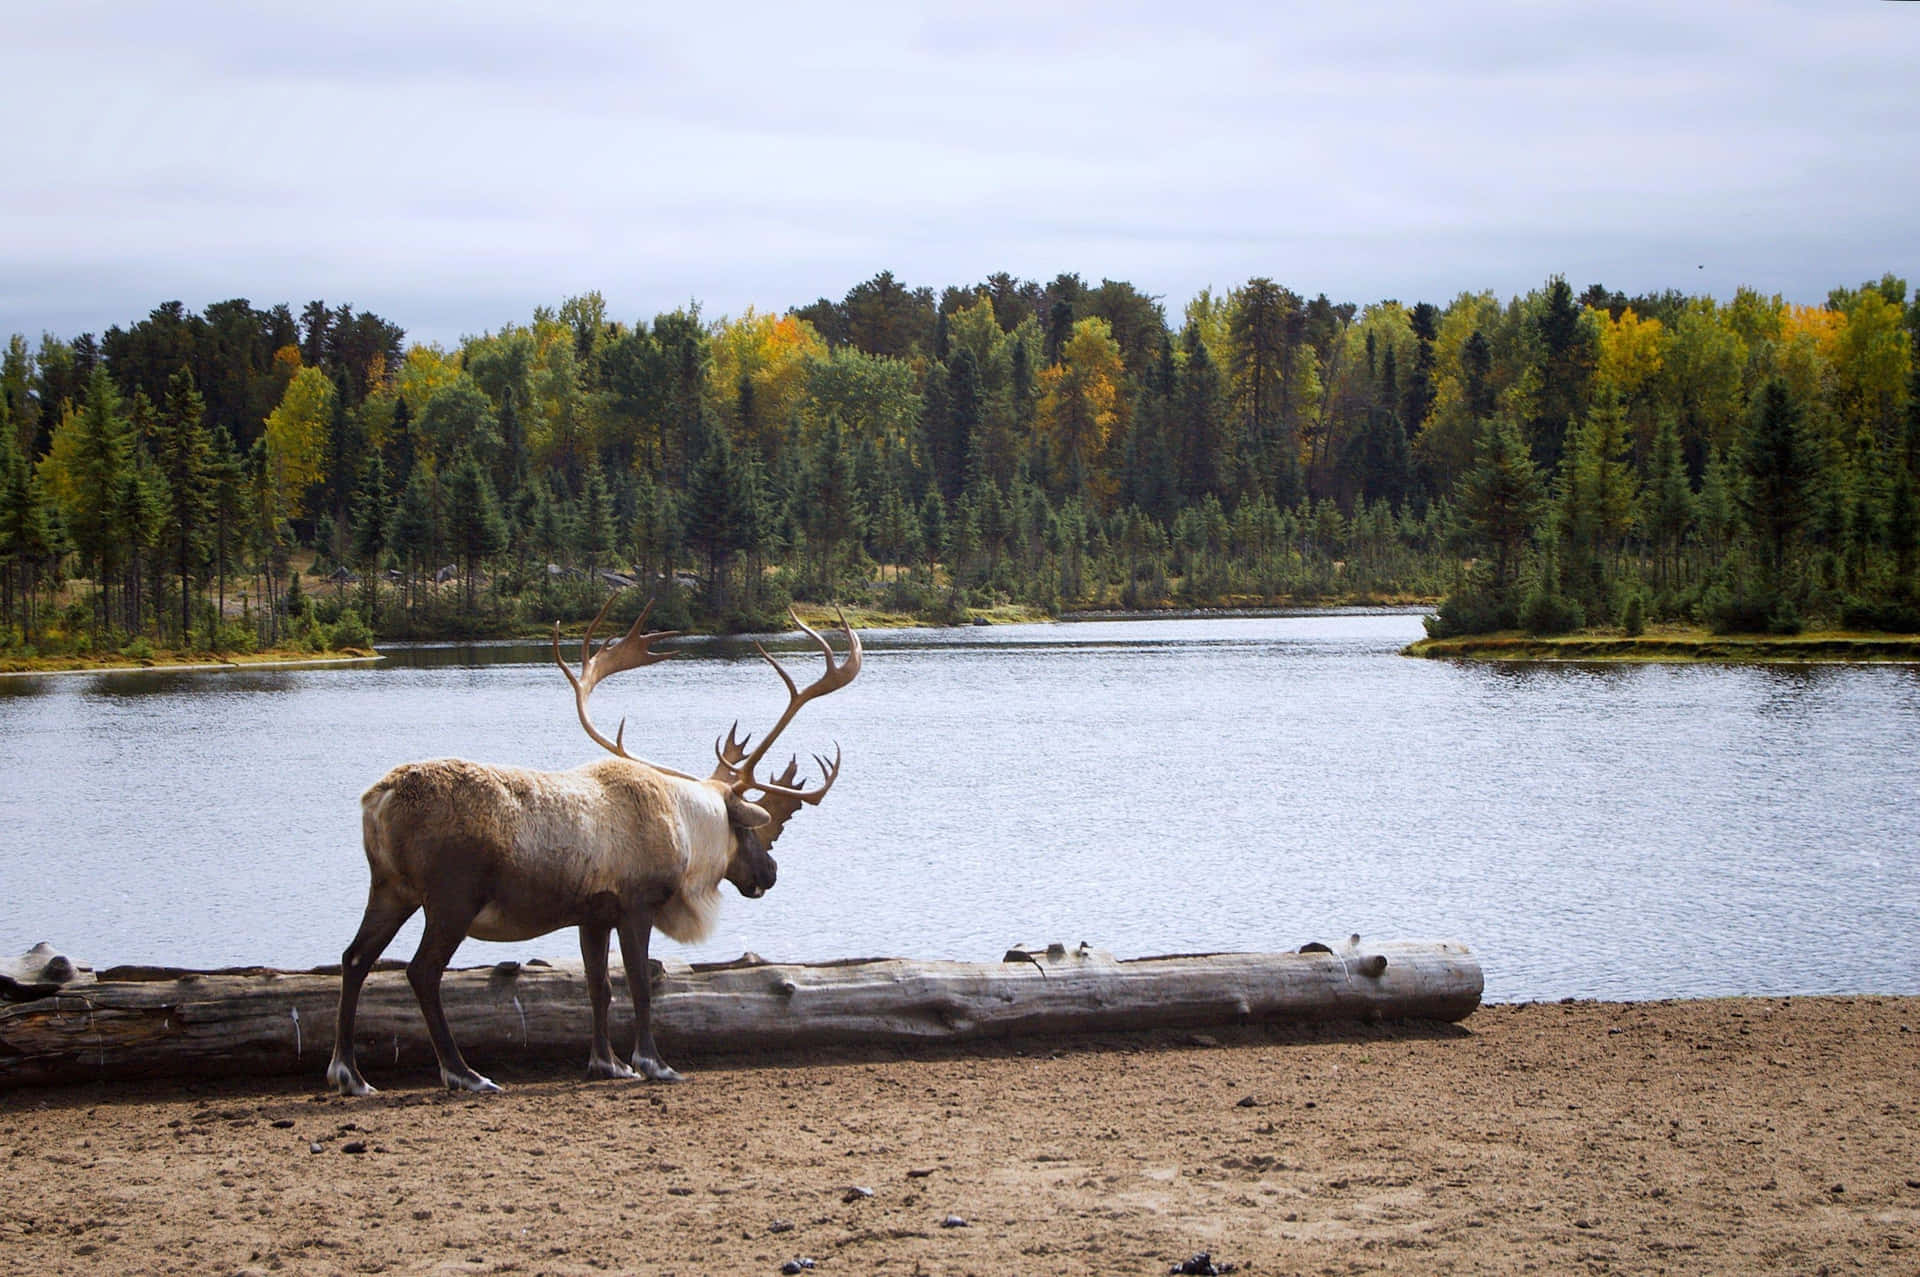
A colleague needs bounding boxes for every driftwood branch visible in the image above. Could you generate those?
[0,939,1481,1091]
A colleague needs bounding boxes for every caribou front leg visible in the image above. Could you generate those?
[616,912,681,1082]
[580,919,638,1080]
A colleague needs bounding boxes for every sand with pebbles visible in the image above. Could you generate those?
[3,995,1917,1275]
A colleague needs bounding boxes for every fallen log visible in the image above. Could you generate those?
[0,938,1480,1091]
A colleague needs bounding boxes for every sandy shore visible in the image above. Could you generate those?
[2,996,1915,1275]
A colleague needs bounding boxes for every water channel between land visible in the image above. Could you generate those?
[2,611,1916,1004]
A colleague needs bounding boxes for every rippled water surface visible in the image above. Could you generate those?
[3,613,1917,1002]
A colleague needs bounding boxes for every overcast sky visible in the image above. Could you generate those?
[3,0,1915,348]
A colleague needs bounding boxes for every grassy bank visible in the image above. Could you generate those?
[1405,626,1920,663]
[0,647,379,676]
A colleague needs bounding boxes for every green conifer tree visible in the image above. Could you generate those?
[1741,381,1812,589]
[1455,415,1545,599]
[154,368,214,642]
[445,451,508,613]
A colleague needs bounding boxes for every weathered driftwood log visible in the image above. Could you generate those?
[0,939,1480,1091]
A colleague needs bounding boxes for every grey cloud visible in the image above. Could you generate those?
[1,0,1915,348]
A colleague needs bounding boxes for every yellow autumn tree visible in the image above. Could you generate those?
[1036,317,1124,507]
[1183,287,1232,366]
[1592,306,1668,452]
[397,344,461,417]
[1831,289,1911,447]
[707,309,826,457]
[1414,292,1505,494]
[1775,304,1844,408]
[1725,286,1785,352]
[945,292,1009,388]
[263,365,333,516]
[33,400,88,515]
[1665,299,1747,458]
[1594,307,1667,401]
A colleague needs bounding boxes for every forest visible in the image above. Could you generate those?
[1,269,1916,655]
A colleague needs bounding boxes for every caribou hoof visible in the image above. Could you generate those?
[326,1060,377,1097]
[442,1068,504,1094]
[633,1056,684,1083]
[586,1057,640,1081]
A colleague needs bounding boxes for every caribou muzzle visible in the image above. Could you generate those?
[729,828,778,899]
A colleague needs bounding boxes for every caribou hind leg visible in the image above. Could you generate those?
[407,893,502,1093]
[616,911,681,1082]
[580,918,638,1080]
[327,888,417,1096]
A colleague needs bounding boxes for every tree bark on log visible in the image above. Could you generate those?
[0,940,1480,1091]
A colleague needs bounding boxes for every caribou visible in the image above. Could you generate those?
[325,598,860,1095]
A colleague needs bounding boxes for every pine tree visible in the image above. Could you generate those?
[799,416,863,593]
[1338,407,1413,510]
[153,367,214,642]
[445,451,508,612]
[628,468,678,586]
[1455,415,1544,596]
[683,425,744,612]
[1125,334,1177,524]
[61,367,135,637]
[1404,301,1439,437]
[322,368,358,553]
[349,452,391,625]
[1886,467,1916,598]
[1462,330,1496,422]
[115,455,167,637]
[937,350,980,501]
[0,435,57,641]
[207,426,244,632]
[1176,328,1230,507]
[388,466,438,619]
[730,446,775,616]
[1553,387,1638,612]
[1741,380,1812,587]
[918,489,947,574]
[1641,413,1693,590]
[579,458,614,576]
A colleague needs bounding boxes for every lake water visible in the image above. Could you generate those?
[2,612,1917,1004]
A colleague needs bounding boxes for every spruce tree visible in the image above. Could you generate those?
[65,367,134,636]
[1455,415,1545,598]
[115,456,167,637]
[0,437,56,641]
[918,489,947,575]
[1177,329,1230,506]
[683,425,742,612]
[579,458,615,576]
[1553,387,1638,613]
[154,367,213,642]
[207,426,244,631]
[938,349,980,501]
[1887,468,1917,598]
[1740,380,1812,588]
[349,452,391,624]
[1641,414,1693,591]
[628,468,678,586]
[445,451,508,613]
[388,467,438,618]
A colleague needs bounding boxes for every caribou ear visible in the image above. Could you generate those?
[725,793,772,830]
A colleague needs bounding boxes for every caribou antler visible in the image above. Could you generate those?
[552,595,697,780]
[712,608,861,798]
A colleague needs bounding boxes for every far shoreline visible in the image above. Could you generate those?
[2,602,1442,678]
[1405,628,1920,663]
[0,649,382,678]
